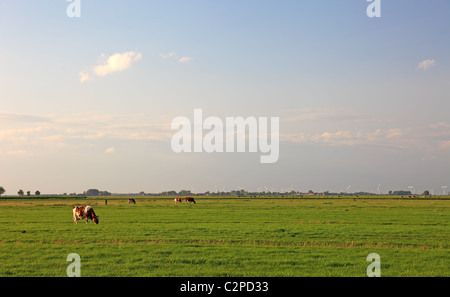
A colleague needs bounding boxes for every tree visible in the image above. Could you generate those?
[27,191,31,196]
[18,189,24,196]
[422,190,430,196]
[86,189,100,196]
[35,190,41,196]
[0,186,5,196]
[179,190,191,196]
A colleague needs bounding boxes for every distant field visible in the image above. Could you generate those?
[0,196,448,277]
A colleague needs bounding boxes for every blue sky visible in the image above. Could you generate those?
[1,1,449,194]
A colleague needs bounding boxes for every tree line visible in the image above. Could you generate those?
[0,187,40,196]
[0,186,446,197]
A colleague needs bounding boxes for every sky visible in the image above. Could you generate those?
[1,0,449,195]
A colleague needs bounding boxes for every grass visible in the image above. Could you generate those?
[0,197,448,276]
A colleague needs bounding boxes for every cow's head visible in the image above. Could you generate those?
[94,216,99,224]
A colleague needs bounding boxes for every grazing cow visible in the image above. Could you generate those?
[72,206,99,224]
[174,198,182,203]
[185,197,196,203]
[128,198,136,204]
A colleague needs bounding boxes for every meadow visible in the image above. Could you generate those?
[0,196,448,277]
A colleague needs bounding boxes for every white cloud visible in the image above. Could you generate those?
[178,56,193,63]
[79,71,91,83]
[386,129,402,138]
[282,108,364,123]
[80,51,142,83]
[0,127,44,142]
[93,51,142,76]
[159,52,193,63]
[0,112,174,157]
[280,128,413,148]
[417,59,436,71]
[440,141,450,148]
[160,52,176,59]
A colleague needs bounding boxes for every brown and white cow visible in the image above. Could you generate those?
[174,198,182,203]
[185,197,196,203]
[72,206,99,224]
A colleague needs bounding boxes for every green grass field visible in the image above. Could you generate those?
[0,196,448,277]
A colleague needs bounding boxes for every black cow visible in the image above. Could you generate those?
[185,197,196,203]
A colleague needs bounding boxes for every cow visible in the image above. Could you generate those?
[174,198,182,203]
[185,197,196,203]
[128,198,136,204]
[72,205,99,224]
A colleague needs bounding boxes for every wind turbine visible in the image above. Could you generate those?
[377,184,381,195]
